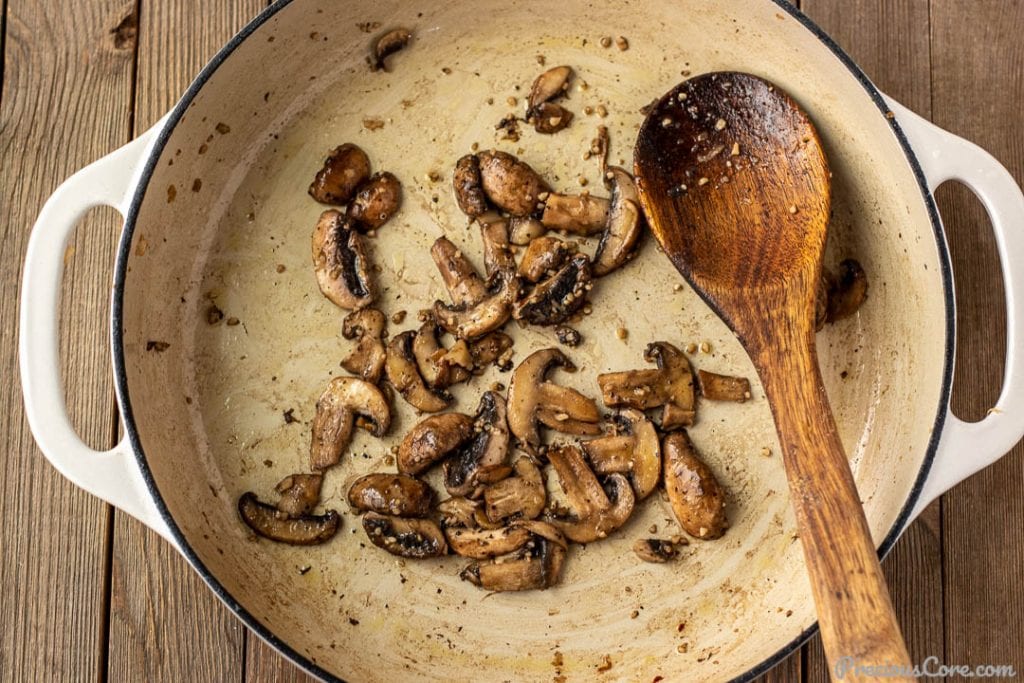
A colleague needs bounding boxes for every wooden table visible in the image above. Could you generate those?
[2,1,1021,680]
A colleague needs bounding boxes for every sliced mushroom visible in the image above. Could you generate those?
[468,331,515,372]
[513,254,592,326]
[531,102,574,134]
[540,193,610,235]
[341,308,387,383]
[632,538,681,563]
[433,269,520,340]
[238,492,340,545]
[453,154,489,217]
[527,65,573,111]
[385,330,452,412]
[346,171,402,230]
[437,496,481,529]
[444,392,510,497]
[477,150,551,217]
[371,27,412,72]
[546,442,635,544]
[412,318,470,389]
[509,216,547,245]
[274,473,323,518]
[397,412,475,475]
[697,369,752,403]
[446,525,533,559]
[825,259,869,323]
[597,341,696,430]
[431,236,488,307]
[308,143,371,205]
[534,381,602,436]
[592,167,644,276]
[484,456,546,523]
[362,512,447,558]
[347,473,434,517]
[517,236,575,283]
[310,377,391,471]
[478,211,516,277]
[582,409,661,499]
[311,210,375,310]
[459,522,567,591]
[662,431,727,540]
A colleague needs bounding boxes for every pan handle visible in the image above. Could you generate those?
[19,119,179,549]
[885,98,1024,521]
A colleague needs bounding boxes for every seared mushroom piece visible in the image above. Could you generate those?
[238,492,340,545]
[341,308,387,383]
[597,341,696,430]
[583,409,661,499]
[459,521,567,591]
[308,143,371,205]
[592,167,644,276]
[347,473,434,517]
[444,392,510,497]
[555,325,581,347]
[312,210,375,310]
[453,154,489,217]
[697,369,752,403]
[431,236,488,307]
[310,377,391,471]
[540,193,610,235]
[662,431,728,540]
[346,171,402,230]
[362,512,447,558]
[506,348,601,453]
[370,27,412,72]
[527,65,573,112]
[412,318,470,389]
[478,212,516,277]
[513,254,593,326]
[274,473,324,517]
[437,496,482,529]
[531,102,574,134]
[517,236,576,283]
[484,456,546,523]
[385,330,453,412]
[469,331,514,372]
[546,442,635,544]
[433,269,520,340]
[446,524,533,559]
[477,150,551,217]
[825,259,869,323]
[509,216,547,245]
[632,538,681,563]
[397,412,475,475]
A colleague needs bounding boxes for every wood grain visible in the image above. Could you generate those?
[0,0,134,679]
[930,0,1024,675]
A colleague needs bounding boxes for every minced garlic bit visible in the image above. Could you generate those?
[677,91,688,102]
[597,654,614,672]
[578,176,588,187]
[391,310,407,324]
[699,341,711,353]
[616,327,628,340]
[661,117,673,128]
[600,36,613,48]
[583,105,594,116]
[426,170,441,182]
[685,342,698,354]
[715,118,727,131]
[536,54,546,66]
[596,104,608,118]
[630,609,640,619]
[789,205,799,214]
[648,523,658,533]
[615,36,629,51]
[761,447,772,457]
[470,142,479,151]
[698,177,709,186]
[507,96,517,107]
[673,283,683,292]
[731,142,740,156]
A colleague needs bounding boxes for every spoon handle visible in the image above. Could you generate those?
[756,335,913,681]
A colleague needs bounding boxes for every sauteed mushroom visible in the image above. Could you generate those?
[453,154,489,217]
[592,167,644,276]
[310,377,391,471]
[527,65,573,112]
[697,369,752,403]
[347,473,434,517]
[385,330,452,412]
[437,496,481,529]
[513,254,592,326]
[459,522,567,591]
[583,409,661,499]
[362,512,447,558]
[446,524,533,559]
[431,236,488,307]
[632,538,681,563]
[274,473,324,518]
[397,412,475,475]
[662,431,728,540]
[546,442,635,543]
[478,212,516,276]
[444,392,510,497]
[311,210,375,310]
[371,27,412,72]
[509,216,547,245]
[534,381,602,436]
[238,492,340,545]
[484,456,546,523]
[531,102,574,134]
[540,193,610,235]
[433,269,520,340]
[308,143,371,205]
[412,318,470,389]
[517,236,575,283]
[341,308,387,383]
[597,341,696,430]
[347,172,402,230]
[477,150,551,217]
[468,331,515,372]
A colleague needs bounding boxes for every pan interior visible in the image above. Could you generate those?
[119,0,948,680]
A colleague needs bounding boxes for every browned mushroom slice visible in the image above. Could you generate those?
[527,65,573,111]
[362,512,447,558]
[347,473,434,517]
[347,172,402,230]
[582,409,661,499]
[825,259,869,323]
[341,308,387,384]
[477,150,551,217]
[468,331,514,372]
[509,216,547,245]
[412,318,470,389]
[310,377,391,471]
[371,27,412,72]
[517,236,576,283]
[437,496,481,529]
[238,492,340,545]
[311,210,375,310]
[546,442,635,543]
[597,368,667,408]
[597,341,696,429]
[444,392,510,497]
[540,193,610,235]
[431,236,489,307]
[662,431,728,540]
[459,522,567,591]
[274,473,324,518]
[385,330,452,412]
[446,525,532,559]
[531,102,574,134]
[397,412,475,475]
[453,154,489,217]
[593,167,644,276]
[478,212,516,277]
[535,381,602,436]
[308,143,371,205]
[484,456,546,523]
[433,270,519,340]
[513,254,592,326]
[633,538,681,563]
[697,369,752,403]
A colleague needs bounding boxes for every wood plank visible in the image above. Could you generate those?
[0,0,135,680]
[104,1,262,680]
[246,636,319,683]
[796,1,940,680]
[929,0,1024,675]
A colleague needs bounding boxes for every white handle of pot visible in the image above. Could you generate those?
[19,120,179,549]
[885,98,1024,522]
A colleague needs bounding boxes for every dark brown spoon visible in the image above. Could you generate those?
[634,72,912,679]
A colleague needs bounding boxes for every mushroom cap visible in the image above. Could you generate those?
[385,330,453,412]
[238,492,340,545]
[506,348,574,452]
[397,412,475,476]
[310,377,391,471]
[311,210,375,310]
[347,473,435,517]
[443,391,510,497]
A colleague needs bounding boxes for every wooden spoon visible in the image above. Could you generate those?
[634,72,912,679]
